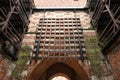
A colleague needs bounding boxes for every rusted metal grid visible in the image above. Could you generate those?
[33,17,86,61]
[0,0,33,60]
[92,0,120,54]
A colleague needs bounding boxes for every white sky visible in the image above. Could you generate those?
[52,76,68,80]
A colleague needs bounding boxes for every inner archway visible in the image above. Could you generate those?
[27,59,90,80]
[52,76,68,80]
[44,62,76,80]
[49,73,71,80]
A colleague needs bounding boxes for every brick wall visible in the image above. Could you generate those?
[0,55,8,80]
[0,54,15,80]
[83,30,96,37]
[23,12,43,48]
[23,11,92,57]
[22,10,93,79]
[0,10,97,80]
[108,43,120,80]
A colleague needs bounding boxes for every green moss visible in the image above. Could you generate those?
[12,45,31,78]
[85,36,102,77]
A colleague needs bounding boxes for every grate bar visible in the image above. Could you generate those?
[34,15,84,61]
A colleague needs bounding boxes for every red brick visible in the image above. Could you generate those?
[108,44,120,80]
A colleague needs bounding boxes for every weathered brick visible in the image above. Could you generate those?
[108,44,120,80]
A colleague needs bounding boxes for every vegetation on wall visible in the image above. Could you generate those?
[85,36,102,77]
[11,45,31,79]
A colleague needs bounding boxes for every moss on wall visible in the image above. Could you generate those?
[12,45,31,79]
[85,36,102,77]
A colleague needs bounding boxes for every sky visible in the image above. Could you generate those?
[52,76,68,80]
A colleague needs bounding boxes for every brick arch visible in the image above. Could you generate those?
[45,62,75,80]
[27,59,90,80]
[49,73,71,80]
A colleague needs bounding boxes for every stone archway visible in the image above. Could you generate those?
[27,59,90,80]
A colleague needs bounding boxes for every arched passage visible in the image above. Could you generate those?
[49,73,71,80]
[27,59,90,80]
[41,62,76,80]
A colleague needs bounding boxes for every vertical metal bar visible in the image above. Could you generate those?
[74,10,84,61]
[63,18,66,61]
[43,17,46,60]
[53,18,56,61]
[74,11,79,60]
[72,17,77,60]
[35,10,45,62]
[58,18,61,61]
[67,18,72,60]
[47,19,51,60]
